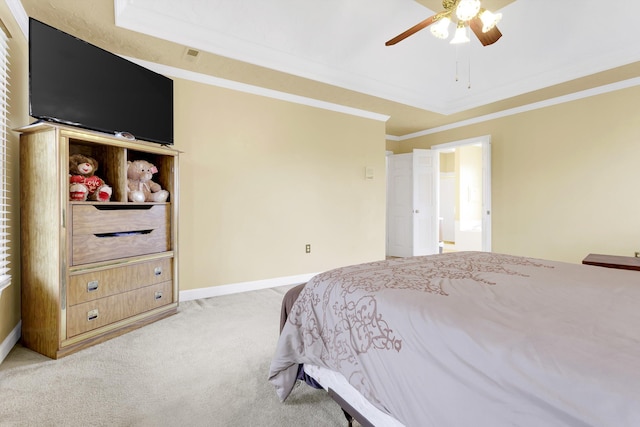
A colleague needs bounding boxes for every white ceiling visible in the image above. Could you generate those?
[114,0,640,117]
[17,0,640,137]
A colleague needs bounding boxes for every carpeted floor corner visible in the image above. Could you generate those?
[0,286,353,426]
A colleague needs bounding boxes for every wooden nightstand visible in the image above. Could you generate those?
[582,254,640,271]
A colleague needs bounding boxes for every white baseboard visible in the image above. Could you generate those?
[179,272,318,302]
[0,320,21,365]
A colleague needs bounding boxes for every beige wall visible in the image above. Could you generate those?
[173,79,387,290]
[0,5,28,347]
[2,0,637,353]
[387,86,640,263]
[440,151,455,173]
[457,144,482,224]
[0,7,387,350]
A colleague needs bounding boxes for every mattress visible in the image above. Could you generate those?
[303,363,405,427]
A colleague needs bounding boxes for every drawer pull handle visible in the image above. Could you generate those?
[94,229,152,238]
[154,267,162,276]
[87,309,99,321]
[93,205,154,211]
[87,280,99,292]
[154,291,163,300]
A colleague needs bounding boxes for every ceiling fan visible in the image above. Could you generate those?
[386,0,503,47]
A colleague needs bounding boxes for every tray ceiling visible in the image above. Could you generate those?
[19,0,640,136]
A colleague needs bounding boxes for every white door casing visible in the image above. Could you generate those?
[481,139,492,251]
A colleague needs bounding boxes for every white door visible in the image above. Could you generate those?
[412,149,438,256]
[386,154,413,257]
[481,139,492,251]
[386,150,439,257]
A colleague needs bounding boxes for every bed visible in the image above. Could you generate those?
[268,251,640,427]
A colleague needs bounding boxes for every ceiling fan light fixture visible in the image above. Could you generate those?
[450,23,470,44]
[384,0,503,47]
[479,9,502,33]
[455,0,481,22]
[430,16,452,39]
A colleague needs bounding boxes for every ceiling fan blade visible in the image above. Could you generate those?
[385,14,438,46]
[469,17,502,46]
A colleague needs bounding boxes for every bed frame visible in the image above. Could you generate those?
[328,388,375,427]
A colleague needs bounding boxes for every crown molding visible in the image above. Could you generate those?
[124,56,390,123]
[388,76,640,141]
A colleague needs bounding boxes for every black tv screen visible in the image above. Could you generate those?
[29,18,174,145]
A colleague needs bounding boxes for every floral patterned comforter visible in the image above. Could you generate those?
[269,252,640,427]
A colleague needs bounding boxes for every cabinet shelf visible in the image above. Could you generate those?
[18,122,180,359]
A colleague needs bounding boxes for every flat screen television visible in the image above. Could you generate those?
[29,18,174,145]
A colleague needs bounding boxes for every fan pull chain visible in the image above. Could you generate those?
[468,54,471,89]
[467,26,471,89]
[455,45,460,82]
[453,38,472,89]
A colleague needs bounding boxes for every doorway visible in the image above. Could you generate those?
[432,135,491,253]
[385,136,491,257]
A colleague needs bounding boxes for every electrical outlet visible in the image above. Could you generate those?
[305,244,311,254]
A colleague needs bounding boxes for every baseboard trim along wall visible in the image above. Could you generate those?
[0,320,21,364]
[179,272,319,302]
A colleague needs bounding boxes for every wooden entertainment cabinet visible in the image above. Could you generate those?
[18,122,179,359]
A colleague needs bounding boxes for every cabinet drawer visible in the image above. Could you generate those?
[71,204,170,265]
[68,258,172,306]
[67,281,172,337]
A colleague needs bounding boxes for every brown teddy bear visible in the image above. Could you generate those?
[69,153,112,202]
[127,160,169,203]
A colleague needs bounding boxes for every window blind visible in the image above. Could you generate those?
[0,27,10,295]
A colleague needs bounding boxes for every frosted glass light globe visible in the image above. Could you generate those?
[456,0,481,21]
[430,16,452,39]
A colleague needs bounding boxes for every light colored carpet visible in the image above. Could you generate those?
[0,286,351,426]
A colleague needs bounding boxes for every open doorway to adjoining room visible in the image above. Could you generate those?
[433,136,491,253]
[385,135,491,258]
